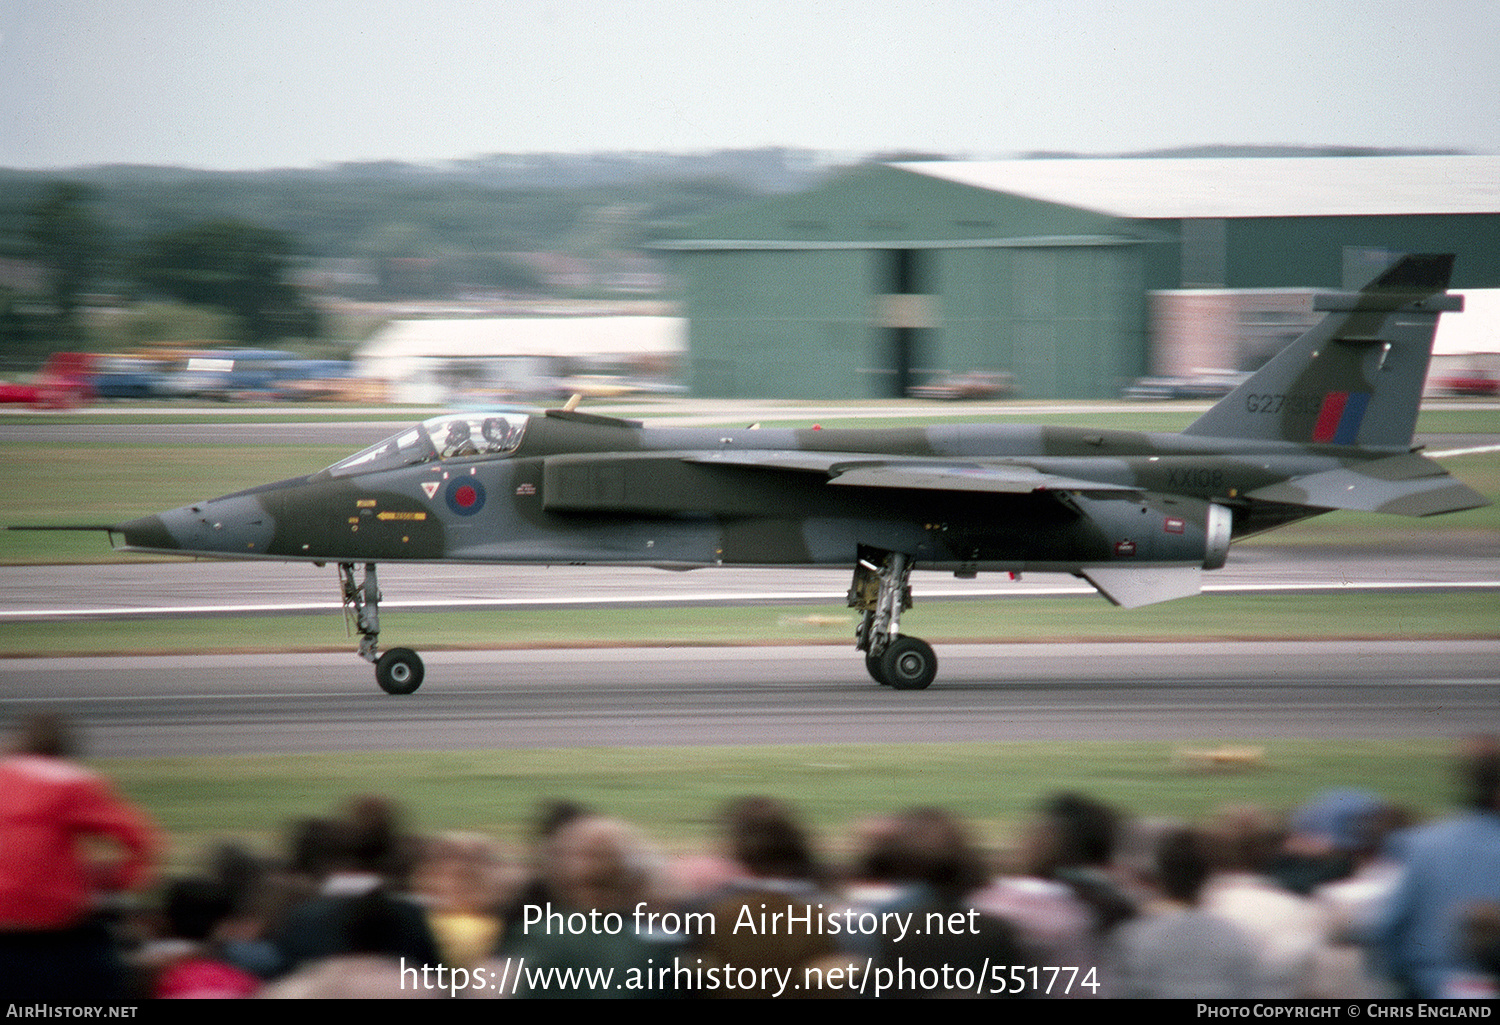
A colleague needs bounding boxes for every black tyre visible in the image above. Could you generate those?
[375,647,424,695]
[880,637,937,691]
[865,651,890,685]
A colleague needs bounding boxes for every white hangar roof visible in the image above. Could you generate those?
[896,156,1500,220]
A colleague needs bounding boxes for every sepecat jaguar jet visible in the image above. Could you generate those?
[26,254,1489,693]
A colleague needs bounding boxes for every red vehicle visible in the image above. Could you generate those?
[1436,371,1500,396]
[0,352,94,409]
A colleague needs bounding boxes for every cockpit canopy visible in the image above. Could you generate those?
[325,413,530,477]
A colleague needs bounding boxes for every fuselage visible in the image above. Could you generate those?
[111,410,1353,576]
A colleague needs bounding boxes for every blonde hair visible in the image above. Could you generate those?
[544,815,662,911]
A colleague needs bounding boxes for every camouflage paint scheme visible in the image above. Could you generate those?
[98,254,1486,691]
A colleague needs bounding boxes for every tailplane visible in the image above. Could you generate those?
[1183,254,1461,450]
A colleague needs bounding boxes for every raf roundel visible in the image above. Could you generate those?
[445,477,486,516]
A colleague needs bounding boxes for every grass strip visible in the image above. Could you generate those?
[3,591,1495,657]
[98,739,1462,874]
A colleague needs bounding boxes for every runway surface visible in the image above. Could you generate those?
[2,640,1496,757]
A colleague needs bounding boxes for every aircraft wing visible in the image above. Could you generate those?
[687,450,852,474]
[688,451,1132,494]
[1244,452,1488,517]
[828,460,1135,493]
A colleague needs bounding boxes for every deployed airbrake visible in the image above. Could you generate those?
[22,255,1488,693]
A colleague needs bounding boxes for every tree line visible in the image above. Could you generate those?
[0,152,804,365]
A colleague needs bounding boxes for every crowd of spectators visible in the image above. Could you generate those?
[3,713,1498,1000]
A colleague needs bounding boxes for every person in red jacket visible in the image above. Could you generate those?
[0,712,157,999]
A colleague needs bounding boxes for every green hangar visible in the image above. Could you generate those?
[654,156,1500,399]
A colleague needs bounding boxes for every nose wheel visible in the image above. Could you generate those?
[375,647,425,695]
[340,562,425,694]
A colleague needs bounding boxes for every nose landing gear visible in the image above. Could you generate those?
[339,562,424,694]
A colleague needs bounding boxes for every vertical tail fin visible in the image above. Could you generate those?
[1182,254,1461,449]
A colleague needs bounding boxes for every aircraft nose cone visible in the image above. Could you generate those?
[113,513,180,552]
[114,496,275,556]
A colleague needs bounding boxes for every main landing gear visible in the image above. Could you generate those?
[339,562,424,695]
[849,546,938,690]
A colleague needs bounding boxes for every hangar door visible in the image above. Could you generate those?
[684,249,871,399]
[873,248,940,398]
[940,246,1143,399]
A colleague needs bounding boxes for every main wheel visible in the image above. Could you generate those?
[865,651,890,686]
[880,637,937,691]
[375,647,424,695]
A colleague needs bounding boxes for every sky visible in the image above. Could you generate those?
[2,0,1498,171]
